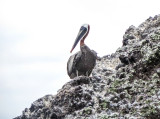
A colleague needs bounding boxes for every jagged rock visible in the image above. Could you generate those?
[14,14,160,119]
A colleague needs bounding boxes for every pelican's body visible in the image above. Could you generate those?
[67,24,97,79]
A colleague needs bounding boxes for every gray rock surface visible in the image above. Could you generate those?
[14,15,160,119]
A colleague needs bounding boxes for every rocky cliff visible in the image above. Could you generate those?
[14,15,160,119]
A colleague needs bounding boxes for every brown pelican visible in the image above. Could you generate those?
[67,24,97,79]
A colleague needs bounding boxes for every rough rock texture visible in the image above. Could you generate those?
[14,15,160,119]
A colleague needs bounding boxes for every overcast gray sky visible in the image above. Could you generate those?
[0,0,160,118]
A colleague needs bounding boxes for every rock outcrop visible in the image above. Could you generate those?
[14,15,160,119]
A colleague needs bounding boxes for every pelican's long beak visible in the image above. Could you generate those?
[70,26,87,53]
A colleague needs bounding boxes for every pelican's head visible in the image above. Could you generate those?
[70,24,90,53]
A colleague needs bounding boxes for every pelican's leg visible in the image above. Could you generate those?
[86,71,88,77]
[76,70,79,77]
[86,71,89,77]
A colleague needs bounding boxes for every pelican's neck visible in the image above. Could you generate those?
[80,39,85,46]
